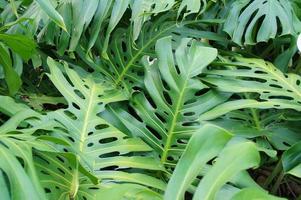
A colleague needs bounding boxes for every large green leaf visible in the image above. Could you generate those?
[165,124,261,200]
[0,102,59,200]
[193,138,260,199]
[46,57,165,189]
[209,109,301,151]
[202,56,301,113]
[17,0,177,54]
[105,36,228,166]
[35,151,101,200]
[165,124,232,200]
[79,16,227,95]
[224,0,301,45]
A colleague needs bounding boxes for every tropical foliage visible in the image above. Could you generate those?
[0,0,301,199]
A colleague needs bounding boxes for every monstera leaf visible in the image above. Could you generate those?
[0,97,61,200]
[35,151,100,200]
[209,109,301,151]
[165,124,261,200]
[105,37,228,167]
[79,16,227,96]
[14,0,178,54]
[224,0,301,45]
[35,151,163,200]
[202,56,301,117]
[46,58,165,189]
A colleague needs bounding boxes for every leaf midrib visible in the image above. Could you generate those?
[114,19,207,87]
[79,84,96,152]
[115,23,176,86]
[161,75,189,164]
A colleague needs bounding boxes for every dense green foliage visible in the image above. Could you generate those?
[0,0,301,199]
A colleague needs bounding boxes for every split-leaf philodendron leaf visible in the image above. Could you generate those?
[0,0,301,199]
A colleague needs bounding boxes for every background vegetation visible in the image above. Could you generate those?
[0,0,301,199]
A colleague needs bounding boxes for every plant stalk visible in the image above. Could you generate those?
[263,159,283,189]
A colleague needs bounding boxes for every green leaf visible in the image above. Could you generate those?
[224,0,301,45]
[0,34,36,61]
[35,0,67,31]
[35,151,98,200]
[105,36,228,166]
[165,124,233,200]
[0,106,58,199]
[82,17,228,94]
[282,141,301,178]
[193,138,260,200]
[231,188,286,200]
[0,147,41,200]
[178,0,206,19]
[0,171,10,199]
[87,0,112,52]
[46,57,165,190]
[94,183,163,200]
[0,43,22,95]
[131,0,175,40]
[203,57,301,112]
[68,0,99,51]
[102,0,130,57]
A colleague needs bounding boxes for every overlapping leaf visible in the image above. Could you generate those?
[224,0,301,45]
[106,37,228,167]
[202,57,301,115]
[0,96,60,200]
[80,16,227,95]
[46,58,165,189]
[165,124,262,200]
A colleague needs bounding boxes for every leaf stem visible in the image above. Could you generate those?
[271,171,284,194]
[250,108,261,130]
[263,159,283,189]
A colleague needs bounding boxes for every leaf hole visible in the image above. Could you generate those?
[268,96,293,100]
[99,165,119,171]
[56,156,65,163]
[99,137,118,144]
[163,91,172,105]
[184,112,195,116]
[57,168,65,175]
[146,125,162,140]
[44,188,51,193]
[195,88,210,96]
[155,112,166,123]
[99,151,120,158]
[74,89,85,99]
[72,102,80,110]
[128,106,143,122]
[269,84,282,89]
[95,124,109,130]
[64,110,77,120]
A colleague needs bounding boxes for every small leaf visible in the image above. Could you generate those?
[0,34,36,61]
[35,0,67,31]
[282,141,301,178]
[0,44,22,95]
